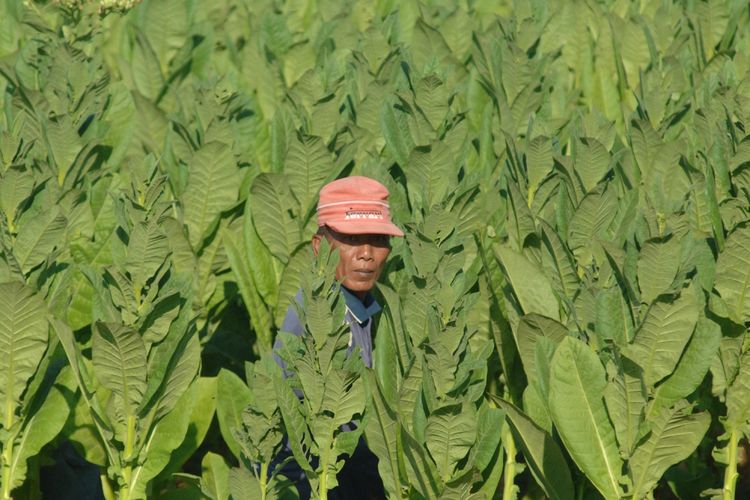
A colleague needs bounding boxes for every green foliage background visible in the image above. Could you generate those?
[1,0,750,498]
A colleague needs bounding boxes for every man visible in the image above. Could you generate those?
[274,176,403,499]
[278,175,403,364]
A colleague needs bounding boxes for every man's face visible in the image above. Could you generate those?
[312,227,391,299]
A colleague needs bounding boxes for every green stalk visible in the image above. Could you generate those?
[319,459,328,500]
[121,414,137,500]
[723,429,740,500]
[502,425,517,500]
[2,443,13,500]
[3,398,16,500]
[100,471,116,500]
[260,462,269,500]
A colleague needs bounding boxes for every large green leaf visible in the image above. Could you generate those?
[131,29,164,102]
[401,427,440,499]
[125,218,169,294]
[0,166,33,227]
[0,281,49,413]
[650,316,721,415]
[182,141,239,249]
[415,75,450,130]
[573,138,609,193]
[540,221,580,301]
[425,404,477,481]
[363,370,403,499]
[223,229,273,350]
[495,398,574,500]
[6,368,73,493]
[216,368,253,460]
[13,206,67,274]
[629,401,710,498]
[249,173,301,264]
[43,114,82,186]
[406,141,455,209]
[725,350,750,428]
[636,236,681,304]
[526,136,553,199]
[380,99,415,166]
[129,378,201,498]
[549,337,624,499]
[603,358,646,456]
[154,377,217,484]
[624,290,699,387]
[285,136,334,214]
[713,225,750,324]
[515,314,567,385]
[595,286,633,347]
[470,403,504,473]
[92,322,147,417]
[567,185,617,265]
[494,244,560,321]
[286,134,335,216]
[201,452,231,500]
[243,198,279,304]
[152,330,201,420]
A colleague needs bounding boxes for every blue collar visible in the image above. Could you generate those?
[341,287,381,324]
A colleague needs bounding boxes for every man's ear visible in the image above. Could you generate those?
[311,233,321,256]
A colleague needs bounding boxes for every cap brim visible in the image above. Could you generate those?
[326,220,404,237]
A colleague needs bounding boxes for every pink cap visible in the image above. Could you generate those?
[317,176,404,237]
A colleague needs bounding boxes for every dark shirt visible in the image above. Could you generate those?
[274,287,382,369]
[271,287,386,499]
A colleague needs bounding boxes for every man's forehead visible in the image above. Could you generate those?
[326,226,388,236]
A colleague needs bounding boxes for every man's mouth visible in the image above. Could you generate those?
[352,269,374,276]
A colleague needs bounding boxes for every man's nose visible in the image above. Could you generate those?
[357,243,374,260]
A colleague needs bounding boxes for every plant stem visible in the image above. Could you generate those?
[502,424,517,500]
[724,429,739,500]
[2,444,13,500]
[121,414,137,500]
[100,471,116,500]
[3,398,16,500]
[260,462,269,500]
[319,458,328,500]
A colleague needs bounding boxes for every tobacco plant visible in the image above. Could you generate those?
[0,282,73,500]
[272,241,366,500]
[54,161,201,498]
[227,358,298,500]
[2,0,750,498]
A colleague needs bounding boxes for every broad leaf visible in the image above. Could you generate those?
[629,402,709,498]
[286,134,335,217]
[216,368,253,460]
[0,282,49,412]
[549,337,624,499]
[92,322,147,417]
[624,290,698,387]
[713,225,750,324]
[496,398,574,500]
[6,369,73,493]
[182,141,239,249]
[494,245,560,321]
[250,173,301,264]
[363,370,403,499]
[637,236,681,304]
[650,316,721,414]
[13,206,67,274]
[425,404,476,481]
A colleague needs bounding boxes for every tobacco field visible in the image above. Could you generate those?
[1,0,750,498]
